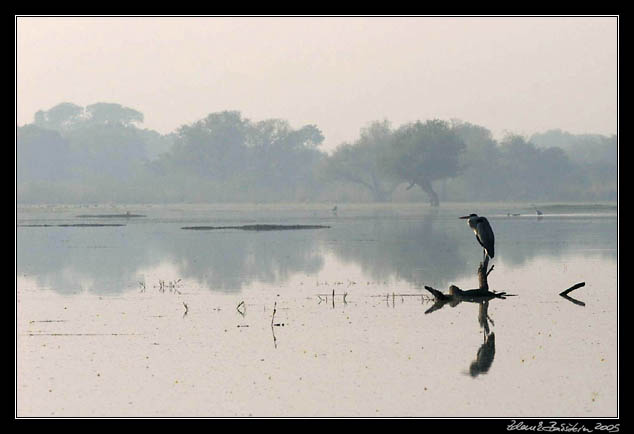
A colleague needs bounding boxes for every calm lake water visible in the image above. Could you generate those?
[16,202,618,417]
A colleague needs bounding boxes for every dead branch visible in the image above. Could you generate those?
[271,301,277,326]
[559,282,585,296]
[559,282,586,306]
[560,293,586,307]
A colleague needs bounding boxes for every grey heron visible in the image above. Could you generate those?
[460,213,495,260]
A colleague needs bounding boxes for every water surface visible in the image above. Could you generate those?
[16,203,618,417]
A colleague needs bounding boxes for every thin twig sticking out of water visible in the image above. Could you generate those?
[269,301,286,348]
[316,291,348,306]
[374,293,434,307]
[270,303,284,327]
[486,265,495,277]
[316,291,432,308]
[182,302,188,318]
[271,301,277,348]
[236,301,246,317]
[153,279,182,294]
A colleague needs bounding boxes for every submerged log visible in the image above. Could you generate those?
[76,213,145,218]
[181,224,330,231]
[18,223,125,227]
[423,256,511,314]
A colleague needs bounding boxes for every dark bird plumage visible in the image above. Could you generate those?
[460,213,495,259]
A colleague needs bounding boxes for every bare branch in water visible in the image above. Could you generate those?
[271,301,278,348]
[559,282,586,306]
[236,301,246,316]
[560,293,586,307]
[559,282,585,296]
[486,265,495,277]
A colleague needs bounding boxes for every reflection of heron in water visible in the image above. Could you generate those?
[424,258,507,377]
[424,290,499,376]
[477,299,494,336]
[469,332,495,377]
[459,214,495,261]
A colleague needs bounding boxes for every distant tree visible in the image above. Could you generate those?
[17,124,72,182]
[137,129,177,160]
[325,120,398,202]
[33,102,84,131]
[156,111,327,202]
[447,120,503,201]
[60,121,148,185]
[384,119,466,206]
[168,110,250,182]
[288,124,324,150]
[16,124,78,202]
[530,129,617,166]
[497,134,578,201]
[247,119,325,198]
[85,102,144,127]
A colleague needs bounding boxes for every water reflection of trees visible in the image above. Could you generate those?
[325,211,617,288]
[17,225,150,294]
[492,216,617,266]
[17,206,616,295]
[161,230,324,292]
[324,210,470,288]
[17,224,325,294]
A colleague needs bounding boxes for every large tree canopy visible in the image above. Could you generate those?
[153,111,326,201]
[85,103,144,127]
[324,120,398,202]
[17,101,616,204]
[384,119,466,206]
[33,102,145,130]
[33,102,84,131]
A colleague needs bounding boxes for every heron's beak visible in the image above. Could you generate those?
[459,215,469,219]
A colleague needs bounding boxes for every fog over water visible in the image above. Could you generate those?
[16,203,618,417]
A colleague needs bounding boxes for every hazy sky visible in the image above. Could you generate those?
[16,16,618,151]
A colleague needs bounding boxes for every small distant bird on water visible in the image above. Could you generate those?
[460,213,495,260]
[332,205,338,216]
[532,205,543,216]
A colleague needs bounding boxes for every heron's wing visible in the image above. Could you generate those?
[476,218,495,257]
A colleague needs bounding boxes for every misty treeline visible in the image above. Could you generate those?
[16,102,617,205]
